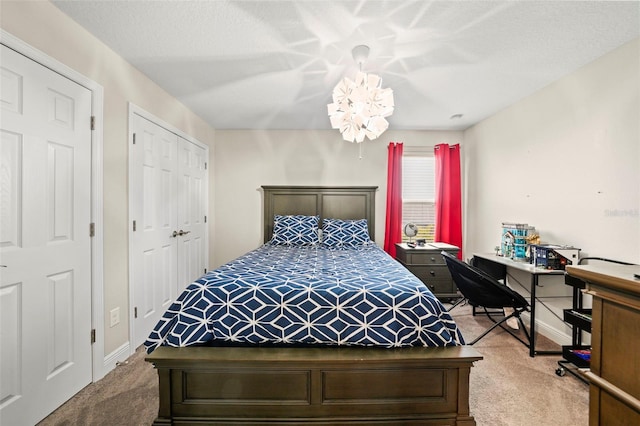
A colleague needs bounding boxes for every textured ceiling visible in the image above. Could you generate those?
[52,1,639,131]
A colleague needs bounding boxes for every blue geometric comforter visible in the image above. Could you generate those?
[144,243,464,353]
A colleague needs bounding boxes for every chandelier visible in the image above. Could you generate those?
[327,45,394,144]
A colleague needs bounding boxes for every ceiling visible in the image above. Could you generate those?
[52,1,639,132]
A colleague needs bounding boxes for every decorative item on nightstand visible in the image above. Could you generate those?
[404,223,418,245]
[395,242,460,301]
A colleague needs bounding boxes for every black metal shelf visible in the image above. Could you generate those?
[556,266,591,380]
[563,308,592,333]
[561,345,590,369]
[556,257,631,379]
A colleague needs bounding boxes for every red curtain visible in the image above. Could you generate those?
[384,142,403,258]
[434,144,462,259]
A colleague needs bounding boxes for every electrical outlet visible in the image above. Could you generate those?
[110,307,120,327]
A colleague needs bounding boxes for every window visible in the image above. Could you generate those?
[402,150,435,242]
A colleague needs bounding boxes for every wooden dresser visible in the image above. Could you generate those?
[565,262,640,425]
[395,242,460,301]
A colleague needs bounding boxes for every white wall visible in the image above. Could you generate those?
[463,37,639,343]
[1,1,216,356]
[464,37,639,263]
[213,129,463,267]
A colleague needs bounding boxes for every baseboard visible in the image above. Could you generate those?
[521,312,572,346]
[102,341,131,376]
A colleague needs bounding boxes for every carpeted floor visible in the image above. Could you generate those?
[454,303,588,425]
[38,303,588,425]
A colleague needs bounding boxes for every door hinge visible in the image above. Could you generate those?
[204,215,207,223]
[204,268,207,274]
[132,133,136,144]
[89,222,95,237]
[91,329,96,344]
[134,307,138,319]
[204,162,207,170]
[90,116,95,130]
[133,220,137,232]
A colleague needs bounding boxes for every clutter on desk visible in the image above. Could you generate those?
[499,222,580,269]
[500,222,538,261]
[530,244,581,270]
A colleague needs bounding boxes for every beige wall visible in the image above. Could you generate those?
[463,37,639,344]
[464,37,639,264]
[213,129,463,267]
[1,1,215,356]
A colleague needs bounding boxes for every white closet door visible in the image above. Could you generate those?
[0,45,92,426]
[176,137,207,291]
[130,112,208,349]
[130,114,178,349]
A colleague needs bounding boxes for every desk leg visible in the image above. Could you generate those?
[529,273,562,357]
[529,275,536,357]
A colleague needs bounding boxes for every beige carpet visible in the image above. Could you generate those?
[38,303,588,425]
[454,304,588,425]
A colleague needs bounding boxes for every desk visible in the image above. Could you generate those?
[473,253,565,357]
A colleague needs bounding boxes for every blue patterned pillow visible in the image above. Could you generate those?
[270,215,319,246]
[321,218,371,248]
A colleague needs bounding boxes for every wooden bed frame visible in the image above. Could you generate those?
[146,186,482,425]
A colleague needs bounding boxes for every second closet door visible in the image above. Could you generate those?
[130,113,207,349]
[176,136,208,293]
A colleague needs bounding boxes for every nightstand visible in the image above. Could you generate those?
[395,242,460,300]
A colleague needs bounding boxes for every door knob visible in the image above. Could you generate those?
[178,230,191,236]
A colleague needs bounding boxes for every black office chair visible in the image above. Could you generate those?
[441,251,531,347]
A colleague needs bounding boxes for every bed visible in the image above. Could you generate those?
[145,185,482,425]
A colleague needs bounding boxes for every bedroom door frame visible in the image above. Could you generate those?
[0,30,106,380]
[127,103,209,352]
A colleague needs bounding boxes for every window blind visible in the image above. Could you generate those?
[402,154,435,242]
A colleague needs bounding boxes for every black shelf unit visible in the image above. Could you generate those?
[556,273,591,378]
[556,257,634,379]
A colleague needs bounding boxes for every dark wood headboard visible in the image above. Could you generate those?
[262,186,378,244]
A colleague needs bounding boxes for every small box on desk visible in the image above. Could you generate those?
[530,244,580,270]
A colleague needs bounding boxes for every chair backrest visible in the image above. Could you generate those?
[470,256,506,282]
[441,251,529,309]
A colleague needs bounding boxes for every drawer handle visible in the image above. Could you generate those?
[430,270,436,276]
[430,257,436,262]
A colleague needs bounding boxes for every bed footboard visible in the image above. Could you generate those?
[146,345,482,425]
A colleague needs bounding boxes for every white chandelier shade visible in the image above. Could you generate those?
[327,71,394,143]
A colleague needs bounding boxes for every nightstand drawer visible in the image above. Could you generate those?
[395,243,460,300]
[407,265,451,284]
[405,252,446,265]
[426,280,457,296]
[416,271,458,297]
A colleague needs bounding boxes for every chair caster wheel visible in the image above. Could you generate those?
[556,367,566,377]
